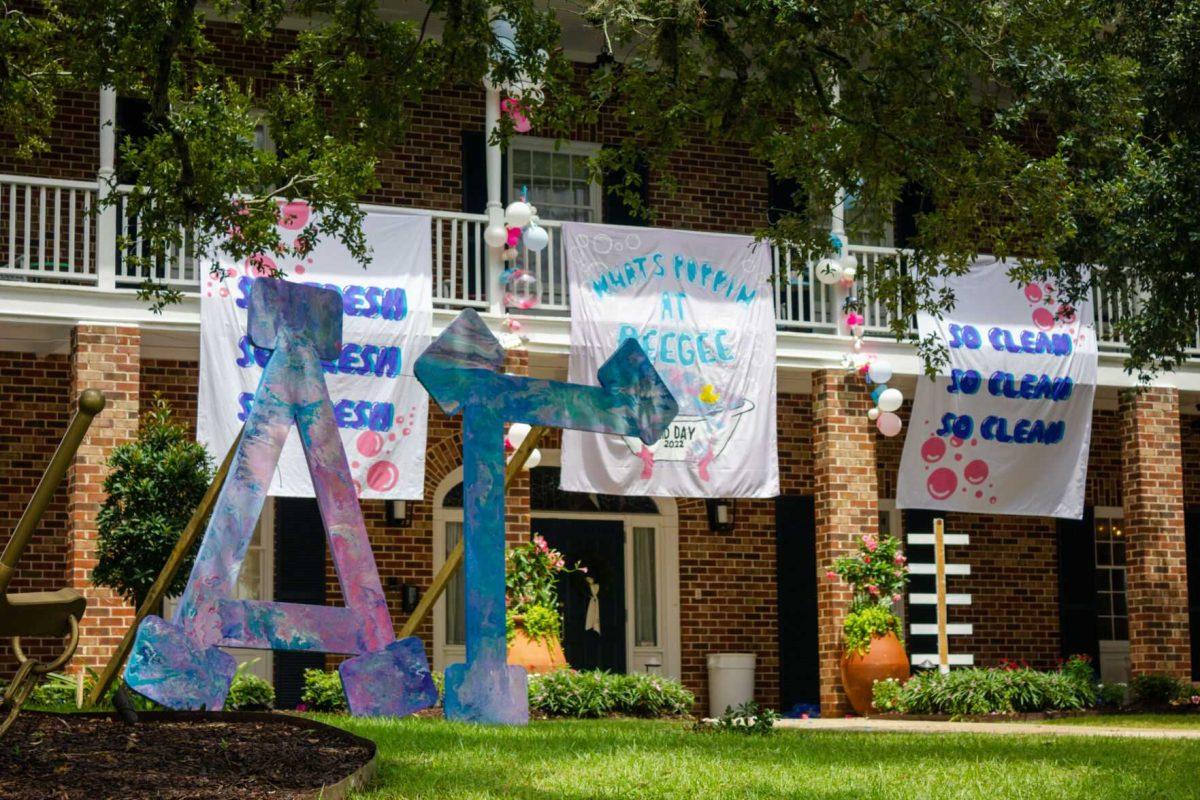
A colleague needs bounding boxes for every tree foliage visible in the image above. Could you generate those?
[92,397,213,609]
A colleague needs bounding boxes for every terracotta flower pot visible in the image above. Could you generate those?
[507,615,568,674]
[840,631,910,715]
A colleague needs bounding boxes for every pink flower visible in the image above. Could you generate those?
[892,594,902,603]
[580,566,588,574]
[867,585,880,596]
[863,555,871,564]
[894,553,907,565]
[862,534,877,551]
[1192,695,1200,705]
[825,570,838,581]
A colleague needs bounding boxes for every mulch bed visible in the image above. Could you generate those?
[0,711,375,800]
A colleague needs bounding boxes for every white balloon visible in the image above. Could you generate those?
[868,360,894,385]
[508,422,531,448]
[851,324,865,337]
[814,258,844,285]
[523,223,549,252]
[852,339,863,352]
[867,408,880,421]
[877,387,904,413]
[523,447,542,470]
[484,223,508,249]
[841,252,858,272]
[505,200,533,228]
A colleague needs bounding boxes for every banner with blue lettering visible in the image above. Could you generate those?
[896,258,1096,519]
[560,222,778,498]
[198,207,431,499]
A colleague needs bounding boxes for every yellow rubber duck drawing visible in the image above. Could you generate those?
[699,384,720,404]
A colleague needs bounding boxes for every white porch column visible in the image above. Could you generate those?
[485,86,505,316]
[96,87,117,291]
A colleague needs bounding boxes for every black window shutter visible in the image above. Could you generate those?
[115,96,154,184]
[1186,509,1200,681]
[767,173,806,226]
[601,149,649,226]
[272,497,328,710]
[1057,507,1100,670]
[902,509,937,666]
[775,495,818,712]
[461,130,508,214]
[894,183,934,250]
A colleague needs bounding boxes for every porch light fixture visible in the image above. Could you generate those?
[386,499,409,527]
[706,499,735,533]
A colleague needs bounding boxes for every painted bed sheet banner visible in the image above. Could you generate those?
[560,222,778,498]
[198,207,432,499]
[896,258,1097,519]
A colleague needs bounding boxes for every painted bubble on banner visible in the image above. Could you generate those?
[921,436,946,463]
[1031,306,1055,330]
[1024,283,1043,303]
[246,254,277,277]
[964,459,990,485]
[357,430,384,458]
[367,460,400,493]
[928,467,958,500]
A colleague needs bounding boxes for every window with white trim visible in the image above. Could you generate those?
[1095,514,1128,641]
[507,138,601,222]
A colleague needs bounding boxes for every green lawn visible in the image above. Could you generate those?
[321,716,1200,800]
[1044,713,1200,729]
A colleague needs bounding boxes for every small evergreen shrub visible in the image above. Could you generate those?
[300,668,347,712]
[226,662,275,710]
[1130,674,1191,708]
[698,701,779,734]
[528,670,693,718]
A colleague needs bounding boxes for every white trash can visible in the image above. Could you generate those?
[707,652,756,718]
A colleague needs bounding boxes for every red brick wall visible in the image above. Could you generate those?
[0,352,72,674]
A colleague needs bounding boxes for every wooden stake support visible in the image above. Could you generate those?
[87,429,244,707]
[934,517,950,675]
[397,425,545,639]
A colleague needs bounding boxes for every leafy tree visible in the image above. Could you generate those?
[586,0,1200,377]
[92,397,213,610]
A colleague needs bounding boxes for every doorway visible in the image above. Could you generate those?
[534,518,626,673]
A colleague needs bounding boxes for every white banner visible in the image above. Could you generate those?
[198,207,431,499]
[896,258,1096,519]
[561,222,778,498]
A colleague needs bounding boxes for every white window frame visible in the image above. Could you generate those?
[506,136,603,223]
[1093,506,1130,684]
[430,453,681,680]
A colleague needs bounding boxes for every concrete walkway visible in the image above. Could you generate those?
[777,716,1200,739]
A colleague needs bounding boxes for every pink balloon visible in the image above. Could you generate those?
[876,411,903,437]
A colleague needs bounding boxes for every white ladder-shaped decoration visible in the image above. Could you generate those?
[906,518,973,671]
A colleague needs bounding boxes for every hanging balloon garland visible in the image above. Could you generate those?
[827,235,904,438]
[489,185,548,312]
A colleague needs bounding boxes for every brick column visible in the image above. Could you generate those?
[503,347,532,547]
[812,369,878,716]
[1121,386,1191,678]
[67,324,140,670]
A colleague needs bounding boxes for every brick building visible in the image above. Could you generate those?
[1,21,1198,718]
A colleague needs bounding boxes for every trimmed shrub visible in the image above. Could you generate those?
[1130,674,1191,708]
[528,670,693,718]
[226,662,275,710]
[1097,682,1128,708]
[300,668,347,712]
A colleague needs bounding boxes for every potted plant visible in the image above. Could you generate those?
[505,534,585,673]
[827,532,910,714]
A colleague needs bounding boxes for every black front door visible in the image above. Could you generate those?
[776,496,819,714]
[273,497,327,710]
[1187,510,1200,682]
[533,518,627,673]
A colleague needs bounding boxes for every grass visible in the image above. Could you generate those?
[320,716,1200,799]
[1044,713,1200,729]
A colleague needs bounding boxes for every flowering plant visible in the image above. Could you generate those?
[827,533,909,654]
[506,535,585,644]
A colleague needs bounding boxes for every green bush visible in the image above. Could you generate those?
[843,605,904,656]
[528,670,694,718]
[29,672,79,708]
[698,701,779,734]
[1098,682,1128,708]
[226,661,275,710]
[1130,674,1190,708]
[300,668,347,712]
[872,657,1097,716]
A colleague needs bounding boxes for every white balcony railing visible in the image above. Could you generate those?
[0,172,1192,355]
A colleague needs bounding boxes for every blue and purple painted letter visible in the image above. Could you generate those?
[414,308,677,724]
[125,279,437,716]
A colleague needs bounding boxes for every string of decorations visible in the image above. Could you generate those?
[819,235,904,438]
[484,185,546,311]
